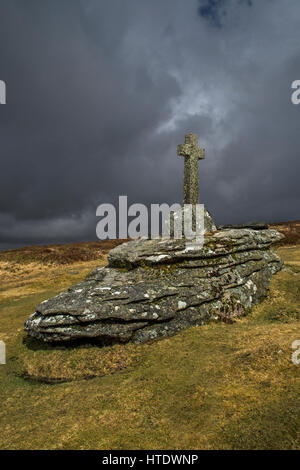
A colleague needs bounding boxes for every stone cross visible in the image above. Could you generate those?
[177,133,205,205]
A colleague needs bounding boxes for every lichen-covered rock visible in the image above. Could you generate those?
[24,229,284,344]
[164,207,217,236]
[108,228,282,268]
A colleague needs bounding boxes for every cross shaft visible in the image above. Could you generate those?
[177,133,205,206]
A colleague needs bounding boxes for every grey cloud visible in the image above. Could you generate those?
[0,0,299,249]
[198,0,254,28]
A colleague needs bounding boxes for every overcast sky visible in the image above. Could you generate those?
[0,0,299,249]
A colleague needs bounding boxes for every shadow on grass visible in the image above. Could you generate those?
[22,334,125,352]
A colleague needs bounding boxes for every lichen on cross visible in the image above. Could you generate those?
[177,133,205,206]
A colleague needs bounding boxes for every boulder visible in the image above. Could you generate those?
[24,228,284,344]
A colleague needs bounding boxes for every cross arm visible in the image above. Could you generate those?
[177,144,205,159]
[177,143,191,157]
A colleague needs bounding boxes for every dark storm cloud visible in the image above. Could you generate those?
[198,0,253,28]
[0,0,299,249]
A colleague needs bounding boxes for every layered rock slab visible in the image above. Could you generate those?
[24,229,284,344]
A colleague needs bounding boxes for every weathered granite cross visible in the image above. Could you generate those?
[177,133,205,205]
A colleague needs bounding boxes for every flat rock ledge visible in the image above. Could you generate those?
[24,229,284,344]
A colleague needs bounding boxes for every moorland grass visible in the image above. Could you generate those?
[0,238,299,450]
